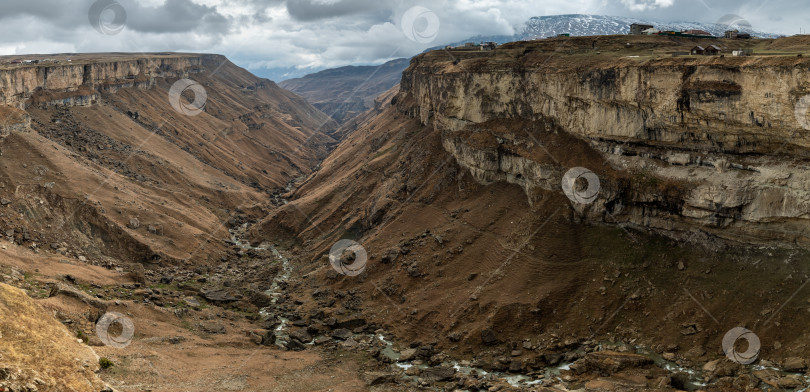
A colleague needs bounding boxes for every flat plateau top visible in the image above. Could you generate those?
[0,52,206,70]
[419,34,810,71]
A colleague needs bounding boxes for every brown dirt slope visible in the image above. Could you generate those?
[0,238,376,392]
[0,54,337,271]
[0,282,107,392]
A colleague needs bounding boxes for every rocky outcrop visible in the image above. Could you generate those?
[0,53,214,109]
[0,105,30,137]
[441,128,563,203]
[395,35,810,247]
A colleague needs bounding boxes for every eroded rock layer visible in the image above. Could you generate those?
[397,35,810,247]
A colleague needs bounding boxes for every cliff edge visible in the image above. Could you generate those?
[398,34,810,248]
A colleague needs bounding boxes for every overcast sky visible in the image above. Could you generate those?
[0,0,805,80]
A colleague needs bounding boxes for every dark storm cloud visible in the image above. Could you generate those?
[285,0,395,21]
[0,0,228,34]
[0,0,87,28]
[0,1,73,20]
[124,0,229,34]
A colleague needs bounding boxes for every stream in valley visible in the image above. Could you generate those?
[225,222,730,390]
[223,181,810,391]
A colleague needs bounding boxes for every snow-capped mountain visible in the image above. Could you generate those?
[521,14,777,39]
[444,14,779,48]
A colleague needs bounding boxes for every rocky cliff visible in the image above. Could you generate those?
[396,34,810,248]
[0,54,215,109]
[0,105,29,137]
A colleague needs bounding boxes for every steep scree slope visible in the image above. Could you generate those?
[0,53,337,270]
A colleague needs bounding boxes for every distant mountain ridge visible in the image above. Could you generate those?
[279,58,409,124]
[445,14,780,47]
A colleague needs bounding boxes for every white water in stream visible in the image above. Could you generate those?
[227,223,292,306]
[228,223,292,348]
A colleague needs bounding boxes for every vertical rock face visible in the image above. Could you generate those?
[401,54,810,155]
[0,54,213,109]
[395,36,810,247]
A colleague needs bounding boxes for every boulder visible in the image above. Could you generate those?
[200,288,238,303]
[335,317,366,329]
[703,359,721,373]
[183,297,201,307]
[285,339,306,351]
[198,321,225,334]
[331,328,352,340]
[783,357,807,372]
[399,348,417,361]
[777,375,804,389]
[574,351,653,375]
[421,366,455,381]
[48,283,107,313]
[127,218,140,229]
[361,371,397,386]
[481,329,499,345]
[289,329,312,343]
[709,360,742,380]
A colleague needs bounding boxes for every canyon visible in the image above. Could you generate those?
[279,58,410,125]
[3,35,810,392]
[258,34,810,390]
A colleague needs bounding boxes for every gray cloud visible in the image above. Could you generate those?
[602,0,798,31]
[0,0,804,82]
[286,0,395,22]
[0,0,229,34]
[124,0,229,34]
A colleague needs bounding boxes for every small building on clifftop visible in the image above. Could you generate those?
[630,23,654,35]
